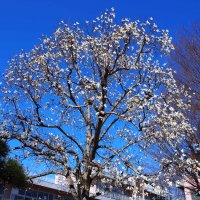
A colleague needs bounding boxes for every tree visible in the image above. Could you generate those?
[0,139,28,188]
[171,24,200,194]
[171,24,200,127]
[151,24,200,195]
[0,9,193,200]
[0,139,8,157]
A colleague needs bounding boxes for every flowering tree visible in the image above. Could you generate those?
[153,24,200,195]
[0,9,193,200]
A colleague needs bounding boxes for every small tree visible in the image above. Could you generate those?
[150,24,200,196]
[0,139,8,157]
[0,9,193,200]
[172,24,200,194]
[171,24,200,129]
[0,139,27,188]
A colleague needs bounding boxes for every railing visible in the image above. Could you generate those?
[97,189,131,200]
[102,193,131,200]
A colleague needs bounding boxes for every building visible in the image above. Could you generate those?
[0,175,168,200]
[183,181,200,200]
[0,179,73,200]
[55,174,167,200]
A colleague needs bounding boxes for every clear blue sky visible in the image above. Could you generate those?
[0,0,200,76]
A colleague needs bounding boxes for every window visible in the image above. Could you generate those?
[43,192,48,200]
[25,190,38,198]
[15,188,72,200]
[49,194,53,200]
[14,195,25,200]
[25,190,32,197]
[38,192,44,199]
[37,191,49,200]
[0,184,4,195]
[54,194,63,200]
[19,189,25,196]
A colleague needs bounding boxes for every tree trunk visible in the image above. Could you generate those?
[67,172,92,200]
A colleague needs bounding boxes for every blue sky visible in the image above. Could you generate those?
[0,0,200,76]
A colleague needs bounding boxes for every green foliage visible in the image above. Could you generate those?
[0,140,8,157]
[0,139,28,188]
[1,159,28,188]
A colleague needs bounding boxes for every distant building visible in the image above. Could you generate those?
[0,175,168,200]
[183,181,200,200]
[0,179,72,200]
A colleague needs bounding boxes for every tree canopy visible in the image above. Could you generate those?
[0,139,27,188]
[0,9,194,200]
[163,24,200,195]
[145,24,200,196]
